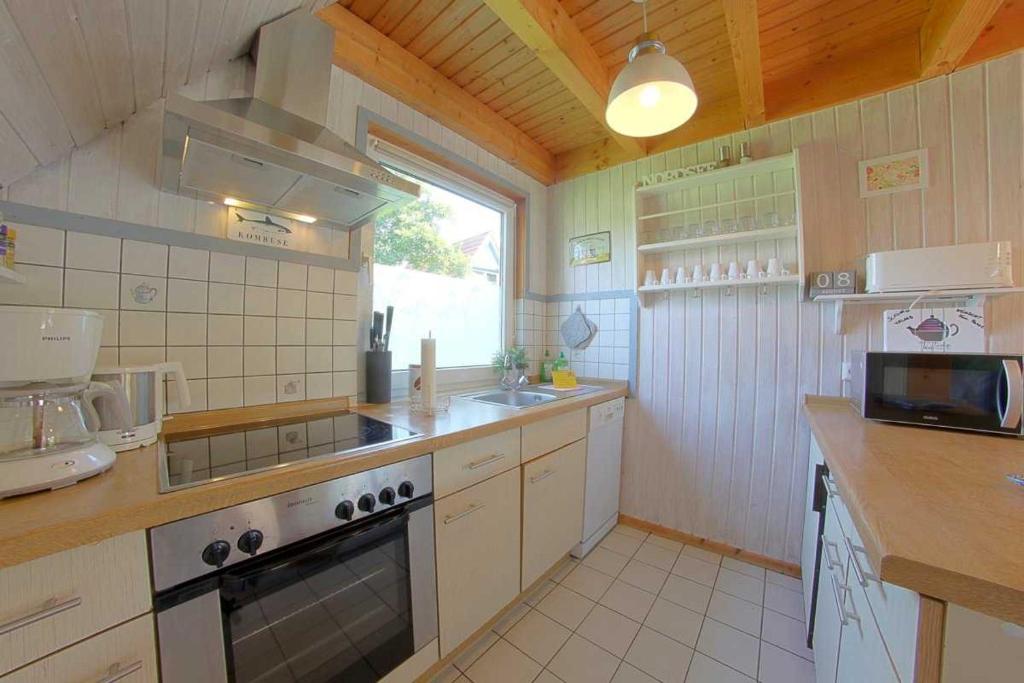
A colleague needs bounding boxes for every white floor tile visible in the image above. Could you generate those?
[536,585,596,630]
[614,524,649,541]
[600,580,657,622]
[535,671,563,683]
[643,598,704,647]
[619,559,670,594]
[660,575,712,614]
[428,663,462,683]
[695,618,759,679]
[505,609,572,666]
[454,631,500,672]
[525,580,558,607]
[634,542,681,571]
[551,558,580,583]
[766,570,803,593]
[492,602,531,636]
[548,634,621,683]
[611,662,659,683]
[681,545,721,565]
[625,626,694,683]
[600,532,645,557]
[465,638,542,683]
[760,608,813,661]
[671,555,720,588]
[764,583,804,620]
[721,557,766,580]
[758,642,815,683]
[645,535,684,553]
[683,653,754,683]
[714,567,765,605]
[583,547,631,577]
[577,604,642,658]
[707,591,762,637]
[562,564,615,601]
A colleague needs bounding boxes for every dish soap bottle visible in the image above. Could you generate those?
[540,350,552,383]
[553,352,568,371]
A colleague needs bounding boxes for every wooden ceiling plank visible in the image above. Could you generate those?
[369,0,421,34]
[473,55,552,102]
[349,0,387,21]
[436,19,514,77]
[451,34,528,88]
[405,0,480,57]
[959,0,1024,68]
[513,91,584,130]
[494,76,566,120]
[580,0,678,47]
[723,0,766,127]
[760,0,876,48]
[602,12,728,72]
[761,0,928,54]
[388,0,447,47]
[920,0,1005,77]
[317,3,555,184]
[594,0,722,59]
[421,7,502,69]
[481,0,645,156]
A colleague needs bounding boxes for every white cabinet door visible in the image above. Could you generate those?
[434,468,521,657]
[836,576,899,683]
[802,436,826,624]
[521,439,587,589]
[814,498,847,683]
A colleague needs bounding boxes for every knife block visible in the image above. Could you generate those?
[365,351,392,404]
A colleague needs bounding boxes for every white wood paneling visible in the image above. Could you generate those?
[547,52,1024,564]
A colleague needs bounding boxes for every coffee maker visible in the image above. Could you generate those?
[0,306,127,498]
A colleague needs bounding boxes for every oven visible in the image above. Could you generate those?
[150,454,437,682]
[852,351,1024,435]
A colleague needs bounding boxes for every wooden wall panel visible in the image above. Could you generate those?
[549,52,1024,564]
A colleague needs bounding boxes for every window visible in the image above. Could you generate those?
[370,139,513,378]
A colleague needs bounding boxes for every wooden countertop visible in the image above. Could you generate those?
[804,396,1024,625]
[0,383,627,569]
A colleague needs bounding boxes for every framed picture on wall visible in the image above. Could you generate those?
[858,148,929,197]
[569,231,611,266]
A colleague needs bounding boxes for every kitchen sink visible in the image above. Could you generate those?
[461,390,558,409]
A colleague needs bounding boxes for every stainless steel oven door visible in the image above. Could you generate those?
[156,501,437,682]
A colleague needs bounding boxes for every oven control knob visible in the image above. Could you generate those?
[398,481,415,498]
[358,493,376,513]
[237,529,264,556]
[335,500,355,521]
[379,487,396,505]
[201,540,231,568]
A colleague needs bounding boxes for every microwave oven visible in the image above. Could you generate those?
[851,351,1024,435]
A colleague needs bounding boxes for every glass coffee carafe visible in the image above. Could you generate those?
[0,383,119,461]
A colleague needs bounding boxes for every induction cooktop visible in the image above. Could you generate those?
[159,412,418,492]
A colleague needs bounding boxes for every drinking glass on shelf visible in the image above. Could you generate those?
[738,216,755,233]
[686,223,701,239]
[761,211,781,230]
[657,227,673,242]
[721,217,738,234]
[779,211,796,227]
[702,219,718,237]
[673,225,689,240]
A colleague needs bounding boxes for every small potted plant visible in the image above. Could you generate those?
[492,346,529,390]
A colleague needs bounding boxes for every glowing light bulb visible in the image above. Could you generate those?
[639,85,661,108]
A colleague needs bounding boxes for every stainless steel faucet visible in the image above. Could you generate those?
[500,352,529,391]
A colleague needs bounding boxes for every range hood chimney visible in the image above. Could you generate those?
[159,10,418,228]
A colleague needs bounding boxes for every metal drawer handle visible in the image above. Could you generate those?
[844,536,874,587]
[821,473,840,499]
[529,469,555,484]
[444,503,486,525]
[96,661,144,683]
[466,453,505,470]
[820,534,841,572]
[830,574,860,626]
[0,596,82,636]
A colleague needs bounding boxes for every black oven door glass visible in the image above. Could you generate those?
[220,510,414,682]
[864,353,1010,431]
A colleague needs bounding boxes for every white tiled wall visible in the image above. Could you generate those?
[515,297,631,381]
[2,224,359,412]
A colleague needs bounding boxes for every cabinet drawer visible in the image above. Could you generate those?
[0,532,151,675]
[522,440,587,589]
[434,429,521,498]
[824,473,918,682]
[837,574,899,683]
[435,468,520,657]
[0,614,157,683]
[521,409,586,463]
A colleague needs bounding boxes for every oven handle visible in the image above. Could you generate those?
[998,360,1023,429]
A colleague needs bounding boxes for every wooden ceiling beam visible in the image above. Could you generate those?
[317,3,555,185]
[480,0,646,157]
[919,0,1004,78]
[722,0,766,127]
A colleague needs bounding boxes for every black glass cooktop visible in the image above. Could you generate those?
[160,412,417,492]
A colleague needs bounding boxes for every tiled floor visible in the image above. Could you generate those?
[429,525,815,683]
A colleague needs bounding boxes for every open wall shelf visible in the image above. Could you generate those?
[639,275,801,297]
[638,225,798,254]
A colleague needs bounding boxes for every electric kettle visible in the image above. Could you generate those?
[90,362,192,451]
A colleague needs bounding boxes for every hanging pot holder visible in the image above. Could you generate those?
[561,306,597,349]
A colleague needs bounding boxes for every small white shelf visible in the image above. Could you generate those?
[639,274,802,295]
[638,225,798,254]
[812,286,1024,334]
[635,153,795,196]
[637,190,796,221]
[0,266,24,284]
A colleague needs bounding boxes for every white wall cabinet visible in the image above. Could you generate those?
[521,439,587,589]
[434,467,521,657]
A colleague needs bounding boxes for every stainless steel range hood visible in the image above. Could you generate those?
[159,10,418,227]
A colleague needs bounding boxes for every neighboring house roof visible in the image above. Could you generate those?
[452,232,491,257]
[452,231,500,274]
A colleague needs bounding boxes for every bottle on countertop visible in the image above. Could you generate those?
[553,352,568,372]
[540,350,552,383]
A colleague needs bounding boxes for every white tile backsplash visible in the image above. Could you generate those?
[8,224,365,408]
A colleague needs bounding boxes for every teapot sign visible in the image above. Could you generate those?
[883,306,984,352]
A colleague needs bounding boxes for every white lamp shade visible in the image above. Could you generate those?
[606,51,698,137]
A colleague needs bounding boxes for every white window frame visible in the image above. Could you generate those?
[367,136,516,395]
